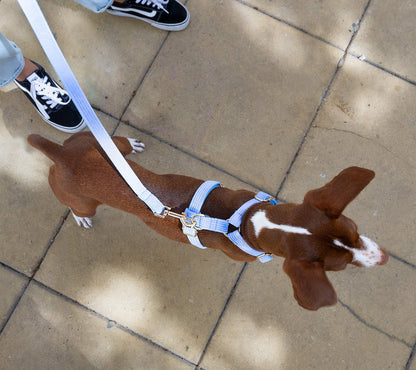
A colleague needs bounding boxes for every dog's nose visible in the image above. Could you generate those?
[376,249,389,265]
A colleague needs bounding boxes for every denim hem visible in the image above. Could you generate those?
[0,44,25,88]
[78,0,114,13]
[97,0,114,13]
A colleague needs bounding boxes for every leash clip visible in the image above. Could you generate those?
[181,213,204,237]
[160,209,202,237]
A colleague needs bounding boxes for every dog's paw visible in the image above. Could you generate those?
[128,138,145,153]
[71,210,93,229]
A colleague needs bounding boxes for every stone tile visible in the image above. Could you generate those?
[123,0,343,192]
[279,56,416,265]
[243,0,368,49]
[0,267,27,324]
[350,0,416,81]
[332,258,416,345]
[0,0,167,118]
[0,283,193,369]
[35,124,252,362]
[0,97,117,273]
[201,260,410,369]
[410,354,416,370]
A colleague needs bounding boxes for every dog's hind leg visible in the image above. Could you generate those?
[48,165,101,228]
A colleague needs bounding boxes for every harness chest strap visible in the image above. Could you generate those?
[183,181,278,263]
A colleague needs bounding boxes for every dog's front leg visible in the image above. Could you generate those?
[70,209,93,229]
[127,138,145,153]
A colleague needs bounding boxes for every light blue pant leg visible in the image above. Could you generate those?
[72,0,113,13]
[0,33,25,88]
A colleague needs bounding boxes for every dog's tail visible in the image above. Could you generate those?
[27,134,63,163]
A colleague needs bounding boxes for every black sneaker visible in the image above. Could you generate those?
[107,0,190,31]
[14,62,86,133]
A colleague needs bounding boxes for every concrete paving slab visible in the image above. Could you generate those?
[331,257,416,345]
[0,282,193,369]
[350,0,416,81]
[1,0,168,119]
[0,267,27,325]
[123,0,343,192]
[35,124,253,363]
[201,260,411,369]
[0,101,116,274]
[242,0,368,49]
[280,55,416,265]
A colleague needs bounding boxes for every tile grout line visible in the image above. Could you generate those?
[236,0,416,91]
[0,259,199,368]
[348,51,416,88]
[114,32,170,126]
[30,279,198,368]
[275,0,373,198]
[0,279,30,337]
[405,339,416,370]
[121,121,279,193]
[0,208,70,338]
[113,0,190,128]
[337,299,412,348]
[234,0,345,52]
[388,252,416,270]
[196,263,248,367]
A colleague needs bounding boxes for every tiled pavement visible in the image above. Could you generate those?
[1,0,415,368]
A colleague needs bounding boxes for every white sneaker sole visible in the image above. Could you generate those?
[43,117,87,133]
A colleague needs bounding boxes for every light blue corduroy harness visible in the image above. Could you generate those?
[181,181,277,263]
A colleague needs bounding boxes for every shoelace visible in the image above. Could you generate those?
[30,75,70,119]
[135,0,169,13]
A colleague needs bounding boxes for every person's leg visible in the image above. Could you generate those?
[15,58,38,82]
[0,32,25,87]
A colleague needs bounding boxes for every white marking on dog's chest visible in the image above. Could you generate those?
[251,210,312,237]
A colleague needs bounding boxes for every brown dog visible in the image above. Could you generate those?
[28,132,388,310]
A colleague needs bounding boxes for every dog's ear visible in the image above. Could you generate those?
[283,259,337,310]
[304,167,375,219]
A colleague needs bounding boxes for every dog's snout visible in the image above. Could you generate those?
[376,249,389,265]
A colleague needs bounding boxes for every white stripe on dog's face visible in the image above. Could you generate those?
[251,210,312,237]
[333,236,383,267]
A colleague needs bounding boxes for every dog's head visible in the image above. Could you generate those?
[249,167,388,310]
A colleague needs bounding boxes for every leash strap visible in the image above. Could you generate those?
[17,0,166,216]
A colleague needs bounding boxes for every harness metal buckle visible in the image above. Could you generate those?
[181,213,205,237]
[256,252,272,260]
[154,207,171,218]
[181,215,197,229]
[255,195,274,203]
